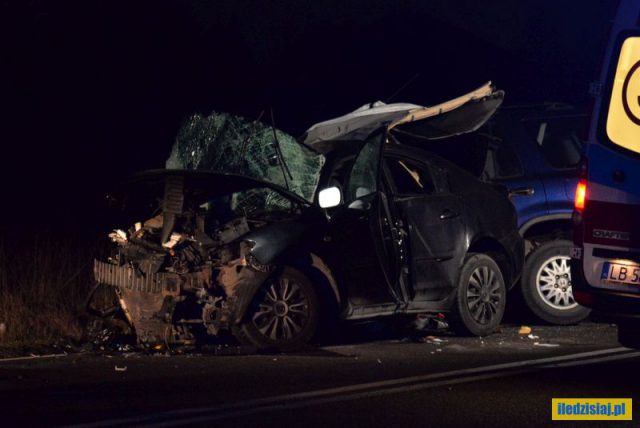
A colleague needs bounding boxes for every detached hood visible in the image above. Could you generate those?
[301,82,504,154]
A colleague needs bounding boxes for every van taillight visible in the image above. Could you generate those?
[575,179,587,212]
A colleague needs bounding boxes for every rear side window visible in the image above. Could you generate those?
[484,137,523,179]
[479,126,523,180]
[605,36,640,155]
[385,159,436,194]
[523,117,584,169]
[346,137,380,203]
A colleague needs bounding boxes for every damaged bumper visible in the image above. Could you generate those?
[93,256,270,345]
[93,259,210,294]
[93,259,213,345]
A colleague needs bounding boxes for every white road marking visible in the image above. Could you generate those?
[149,352,640,428]
[67,347,638,428]
[0,353,67,363]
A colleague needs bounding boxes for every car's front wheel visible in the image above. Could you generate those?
[521,239,590,325]
[451,253,506,336]
[233,266,320,351]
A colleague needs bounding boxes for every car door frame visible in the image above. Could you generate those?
[382,149,469,304]
[318,131,409,318]
[485,116,548,229]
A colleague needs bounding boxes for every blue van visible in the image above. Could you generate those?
[571,0,640,347]
[482,104,590,325]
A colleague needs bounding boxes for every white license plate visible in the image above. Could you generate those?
[601,262,640,285]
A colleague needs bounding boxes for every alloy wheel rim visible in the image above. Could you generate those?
[252,276,309,341]
[535,255,578,310]
[466,266,502,325]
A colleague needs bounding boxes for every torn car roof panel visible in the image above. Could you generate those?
[301,82,503,153]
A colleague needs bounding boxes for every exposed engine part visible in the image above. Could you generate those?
[109,229,128,246]
[162,232,183,249]
[95,206,274,346]
[202,296,224,335]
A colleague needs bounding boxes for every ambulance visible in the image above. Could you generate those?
[572,0,640,347]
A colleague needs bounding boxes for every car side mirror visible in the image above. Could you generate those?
[318,186,342,208]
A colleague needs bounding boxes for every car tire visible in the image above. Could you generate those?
[233,266,320,352]
[521,239,590,325]
[450,253,506,336]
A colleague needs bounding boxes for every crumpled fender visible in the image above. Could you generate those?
[230,254,342,325]
[230,219,342,324]
[227,220,309,325]
[243,220,310,265]
[220,263,271,325]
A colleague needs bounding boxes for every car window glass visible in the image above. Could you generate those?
[346,138,380,203]
[231,188,295,215]
[203,187,296,221]
[386,159,435,194]
[492,139,523,178]
[523,117,584,169]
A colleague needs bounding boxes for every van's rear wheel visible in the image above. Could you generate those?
[521,240,590,325]
[451,253,506,336]
[233,267,319,352]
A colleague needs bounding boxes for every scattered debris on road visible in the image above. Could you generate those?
[0,353,68,363]
[533,343,560,348]
[114,365,127,372]
[518,326,532,335]
[413,314,448,331]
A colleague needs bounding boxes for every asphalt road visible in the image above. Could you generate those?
[1,322,638,427]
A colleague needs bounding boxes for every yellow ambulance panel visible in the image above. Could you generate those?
[607,36,640,154]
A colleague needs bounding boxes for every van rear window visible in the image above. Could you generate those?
[606,36,640,154]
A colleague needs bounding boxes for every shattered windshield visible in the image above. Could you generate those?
[166,112,324,203]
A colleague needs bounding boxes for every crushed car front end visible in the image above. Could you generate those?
[93,170,320,347]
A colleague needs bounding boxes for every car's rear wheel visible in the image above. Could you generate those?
[521,239,590,325]
[451,253,506,336]
[233,266,319,351]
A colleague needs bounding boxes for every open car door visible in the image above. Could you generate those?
[319,132,408,313]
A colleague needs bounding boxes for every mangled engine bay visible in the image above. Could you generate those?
[93,173,302,346]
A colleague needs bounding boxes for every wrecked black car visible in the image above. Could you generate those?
[93,82,524,351]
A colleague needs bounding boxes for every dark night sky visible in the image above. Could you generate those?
[1,0,617,234]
